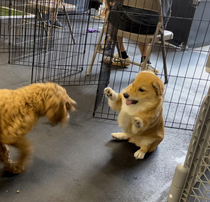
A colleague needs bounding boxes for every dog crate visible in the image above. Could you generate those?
[167,53,210,202]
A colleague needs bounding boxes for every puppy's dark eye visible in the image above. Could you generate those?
[139,88,145,92]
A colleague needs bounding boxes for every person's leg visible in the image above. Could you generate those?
[43,11,66,29]
[138,42,158,73]
[42,0,66,29]
[100,0,108,16]
[138,42,152,63]
[52,0,66,29]
[117,36,126,52]
[102,6,131,66]
[138,43,150,57]
[105,21,154,67]
[116,39,153,64]
[106,22,127,56]
[117,36,129,59]
[53,12,66,29]
[42,10,51,27]
[103,22,131,66]
[92,0,107,20]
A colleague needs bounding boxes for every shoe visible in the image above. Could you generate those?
[103,56,112,64]
[112,53,131,67]
[92,15,105,20]
[103,52,131,67]
[92,3,105,20]
[53,20,66,29]
[45,20,51,27]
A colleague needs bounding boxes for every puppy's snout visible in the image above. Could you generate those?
[123,93,129,99]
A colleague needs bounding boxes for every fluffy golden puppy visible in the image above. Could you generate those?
[104,71,165,159]
[0,82,76,174]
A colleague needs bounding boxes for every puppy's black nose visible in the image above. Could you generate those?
[123,93,129,99]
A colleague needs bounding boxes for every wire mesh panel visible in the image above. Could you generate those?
[189,157,210,202]
[93,0,210,131]
[6,0,210,130]
[167,84,210,202]
[9,0,110,85]
[0,0,18,53]
[8,0,37,66]
[184,109,210,202]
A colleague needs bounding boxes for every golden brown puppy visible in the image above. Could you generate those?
[104,71,165,159]
[0,82,76,174]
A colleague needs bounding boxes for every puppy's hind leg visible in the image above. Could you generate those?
[9,137,32,174]
[0,142,13,172]
[112,133,129,140]
[134,145,150,160]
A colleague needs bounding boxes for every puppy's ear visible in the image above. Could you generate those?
[152,81,164,96]
[66,98,76,111]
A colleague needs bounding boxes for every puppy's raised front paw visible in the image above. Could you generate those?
[134,150,145,160]
[132,117,143,128]
[104,87,118,101]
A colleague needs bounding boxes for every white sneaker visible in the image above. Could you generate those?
[112,52,131,67]
[92,3,105,20]
[92,15,105,20]
[98,3,105,15]
[103,52,119,63]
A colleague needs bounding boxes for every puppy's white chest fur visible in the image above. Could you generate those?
[118,102,137,132]
[118,110,132,132]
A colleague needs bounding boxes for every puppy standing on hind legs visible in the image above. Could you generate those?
[104,71,165,160]
[0,82,76,174]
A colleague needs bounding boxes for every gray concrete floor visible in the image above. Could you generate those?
[0,49,193,202]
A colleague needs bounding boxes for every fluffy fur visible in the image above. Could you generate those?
[104,71,165,159]
[0,82,76,174]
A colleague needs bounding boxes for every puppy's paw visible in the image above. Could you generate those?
[104,87,118,101]
[4,163,25,174]
[134,150,145,160]
[132,117,143,128]
[111,133,129,140]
